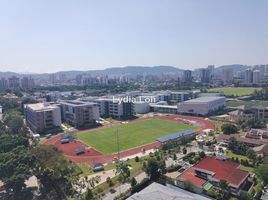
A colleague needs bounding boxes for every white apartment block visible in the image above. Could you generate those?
[25,103,62,133]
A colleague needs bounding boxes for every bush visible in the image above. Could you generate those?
[135,156,140,162]
[182,147,187,154]
[166,164,181,173]
[110,188,116,194]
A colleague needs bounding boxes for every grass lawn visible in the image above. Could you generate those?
[226,100,268,108]
[208,87,261,96]
[225,150,249,161]
[77,118,197,154]
[240,165,255,172]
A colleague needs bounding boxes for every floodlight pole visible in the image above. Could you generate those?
[116,128,120,160]
[116,128,122,196]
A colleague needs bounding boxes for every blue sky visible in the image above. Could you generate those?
[0,0,267,73]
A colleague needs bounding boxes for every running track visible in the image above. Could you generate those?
[44,115,214,166]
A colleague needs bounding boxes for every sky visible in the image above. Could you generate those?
[0,0,268,73]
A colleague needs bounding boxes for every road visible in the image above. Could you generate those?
[102,172,147,200]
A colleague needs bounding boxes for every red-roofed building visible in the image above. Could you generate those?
[176,157,253,197]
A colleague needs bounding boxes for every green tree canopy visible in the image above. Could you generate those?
[144,158,165,181]
[221,123,238,135]
[31,145,80,200]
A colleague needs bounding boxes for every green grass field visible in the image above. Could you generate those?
[208,87,261,96]
[77,118,197,154]
[226,100,268,108]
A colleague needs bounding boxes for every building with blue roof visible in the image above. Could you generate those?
[157,130,195,143]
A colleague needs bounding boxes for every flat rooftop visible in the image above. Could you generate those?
[181,96,225,104]
[26,103,59,111]
[127,182,210,200]
[59,100,97,107]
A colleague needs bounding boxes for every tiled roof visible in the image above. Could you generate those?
[178,168,207,187]
[193,157,249,187]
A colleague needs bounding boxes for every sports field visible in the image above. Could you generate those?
[77,118,197,154]
[208,87,261,96]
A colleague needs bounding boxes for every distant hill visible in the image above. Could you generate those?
[0,64,252,79]
[215,64,248,74]
[52,66,183,78]
[0,71,19,78]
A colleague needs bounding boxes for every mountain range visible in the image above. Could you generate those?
[0,64,249,79]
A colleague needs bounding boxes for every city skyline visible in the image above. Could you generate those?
[0,0,268,73]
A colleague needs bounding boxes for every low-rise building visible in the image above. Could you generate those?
[59,100,99,128]
[25,103,62,134]
[216,134,263,147]
[177,96,225,116]
[94,98,133,119]
[177,156,253,197]
[229,106,268,122]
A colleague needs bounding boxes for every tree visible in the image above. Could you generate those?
[106,177,113,187]
[0,134,29,153]
[221,123,238,135]
[0,146,35,199]
[87,176,101,189]
[84,188,94,200]
[116,160,130,183]
[131,177,137,187]
[135,156,140,162]
[218,179,230,200]
[219,179,228,191]
[255,161,268,184]
[173,153,177,161]
[31,145,80,200]
[144,158,165,181]
[246,149,257,161]
[182,147,187,154]
[3,111,29,136]
[199,151,205,159]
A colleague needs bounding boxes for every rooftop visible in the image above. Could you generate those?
[127,182,211,200]
[149,104,177,109]
[216,134,263,146]
[59,100,97,107]
[26,103,59,111]
[193,156,249,187]
[181,96,225,104]
[157,130,195,143]
[178,167,207,187]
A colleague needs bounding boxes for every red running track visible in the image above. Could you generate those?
[44,115,214,166]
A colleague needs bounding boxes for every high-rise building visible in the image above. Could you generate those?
[76,74,83,85]
[207,65,215,78]
[244,68,253,85]
[200,68,211,84]
[59,73,66,84]
[253,70,260,84]
[49,74,57,84]
[8,76,20,89]
[222,69,234,85]
[21,77,35,90]
[0,78,8,90]
[183,70,192,83]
